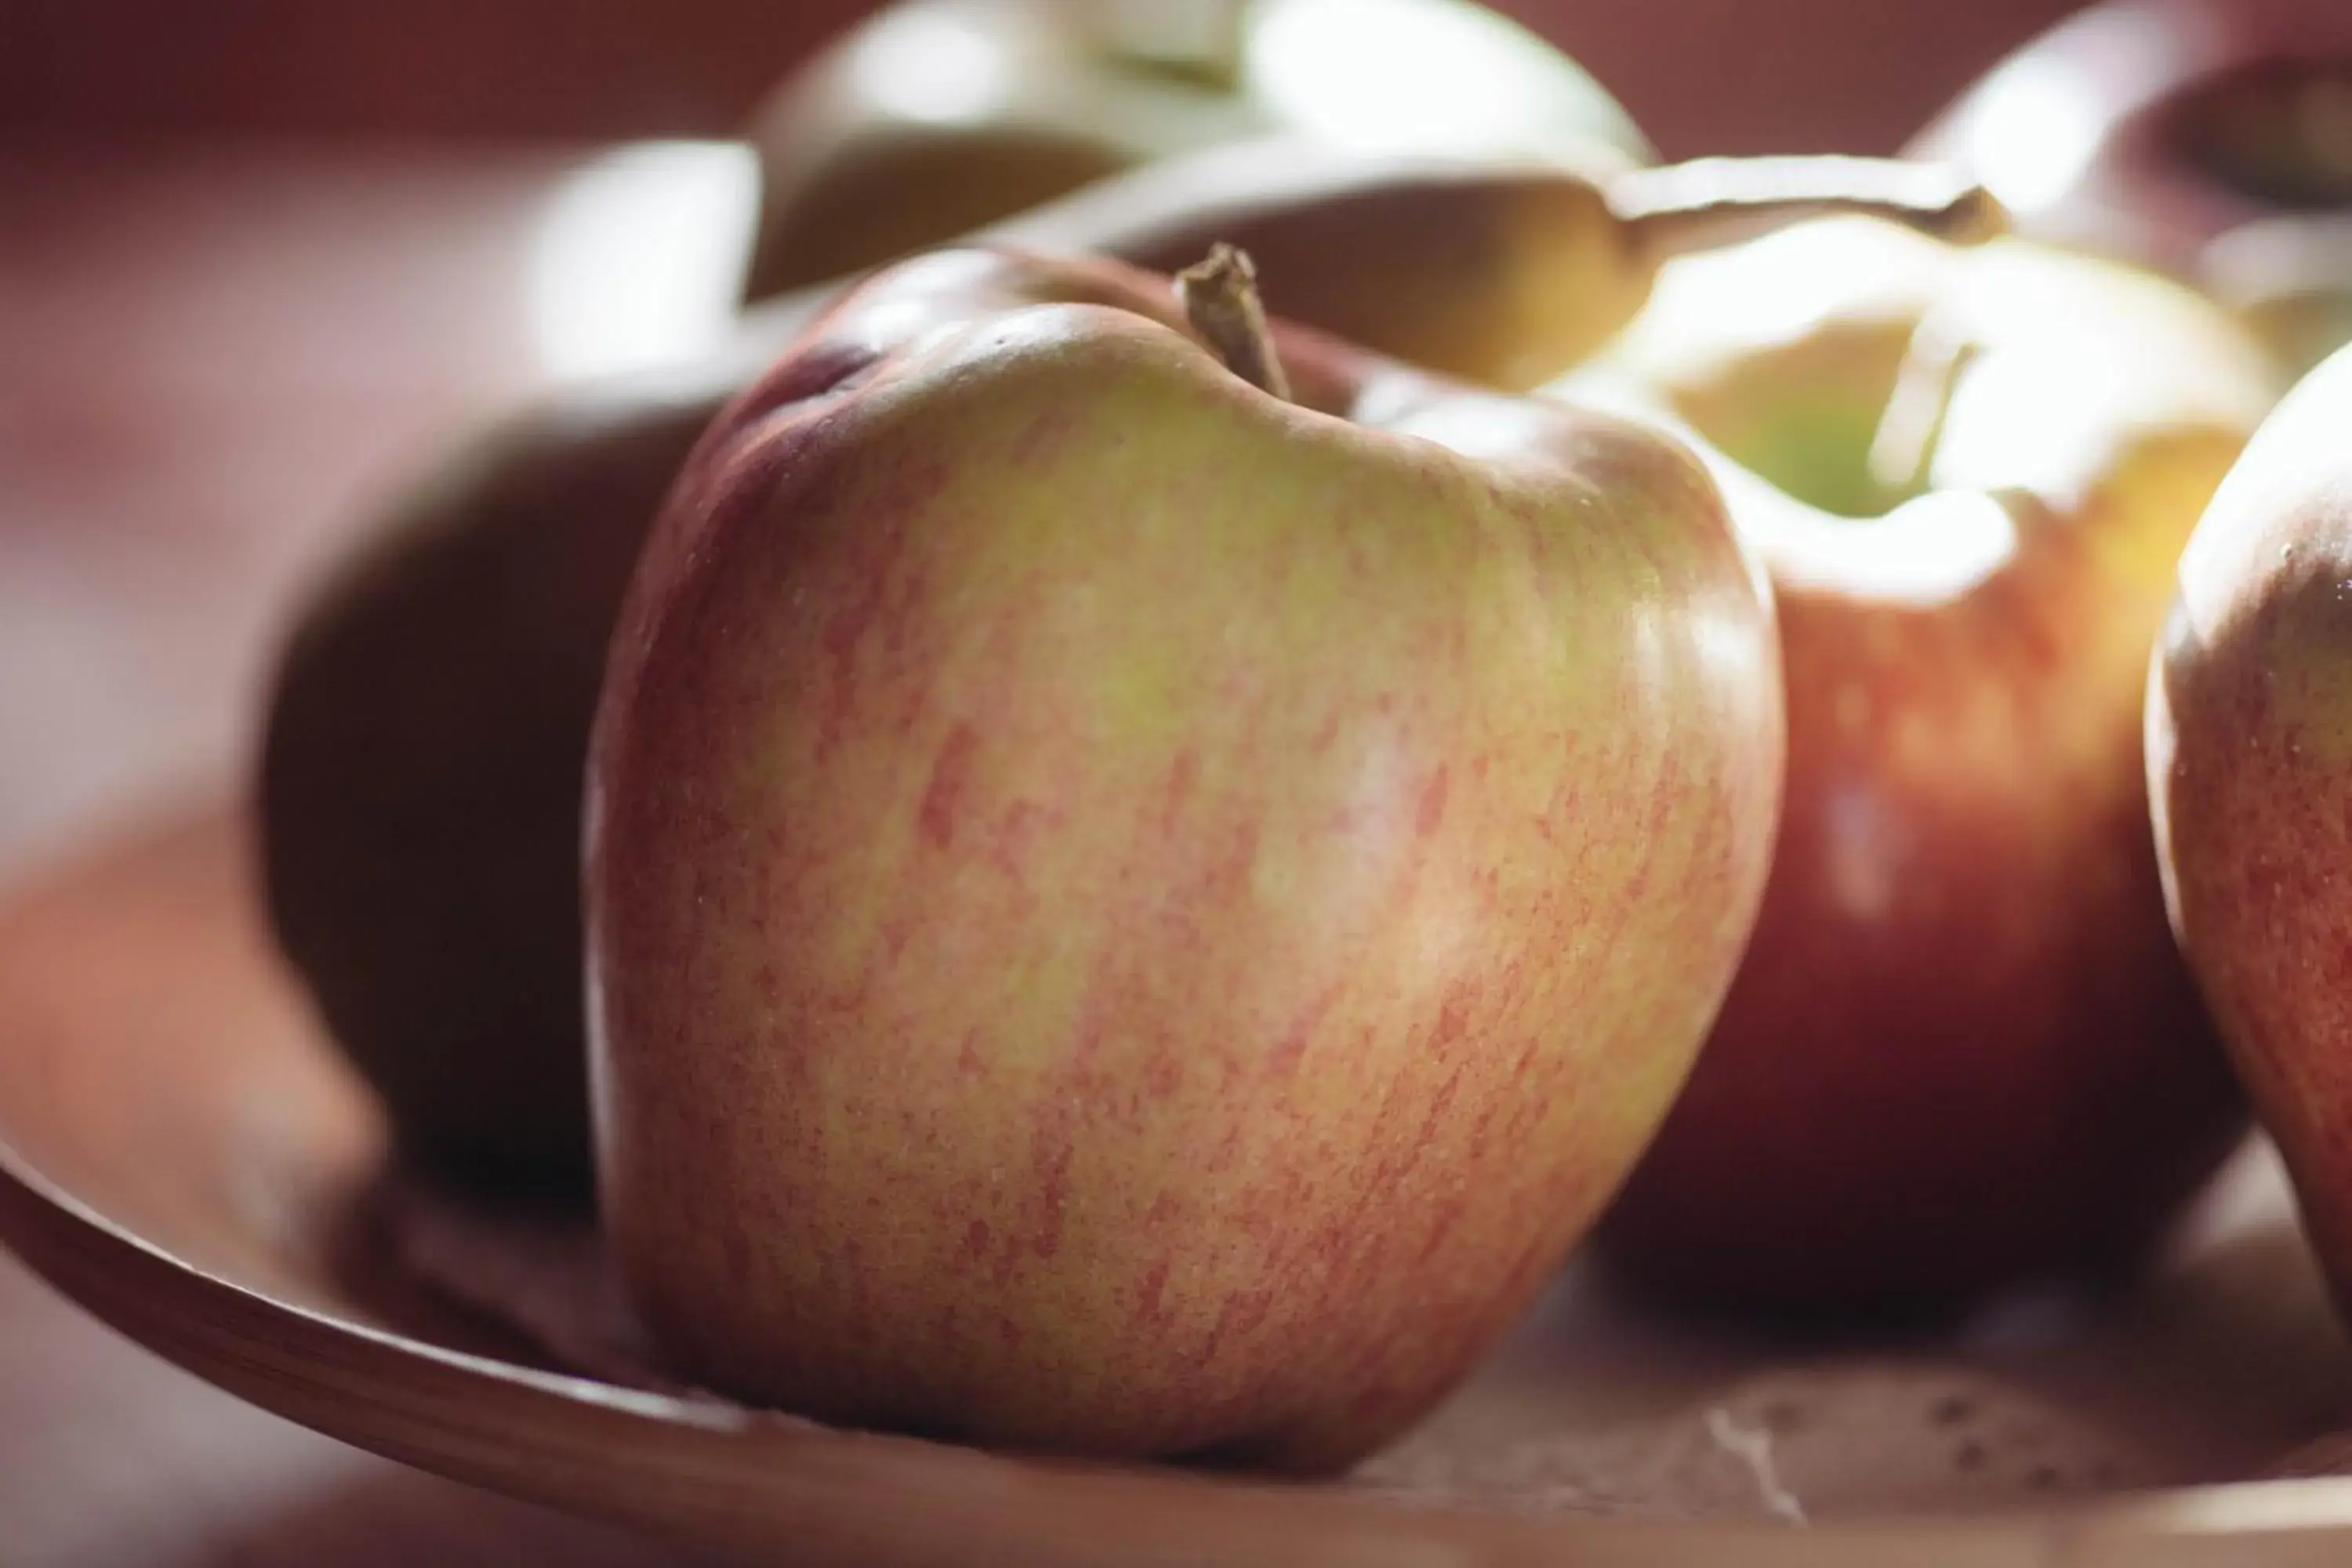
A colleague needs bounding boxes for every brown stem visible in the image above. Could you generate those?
[1611,156,2009,264]
[1175,244,1291,401]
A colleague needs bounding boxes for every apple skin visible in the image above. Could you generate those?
[2151,344,2352,1313]
[586,246,1783,1469]
[1571,220,2278,1313]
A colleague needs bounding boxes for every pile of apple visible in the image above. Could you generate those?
[256,0,2352,1472]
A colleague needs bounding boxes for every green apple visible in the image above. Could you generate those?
[2151,343,2352,1314]
[586,245,1784,1468]
[1562,217,2278,1312]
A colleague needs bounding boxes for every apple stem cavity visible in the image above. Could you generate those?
[1611,156,2010,264]
[1176,243,1293,402]
[1867,306,1984,500]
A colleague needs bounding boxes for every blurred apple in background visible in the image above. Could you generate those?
[739,0,1651,299]
[256,359,757,1200]
[1917,0,2352,374]
[1565,218,2278,1315]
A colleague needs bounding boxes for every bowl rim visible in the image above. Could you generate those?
[5,814,2352,1564]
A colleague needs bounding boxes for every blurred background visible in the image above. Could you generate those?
[0,0,2251,1562]
[8,0,2077,149]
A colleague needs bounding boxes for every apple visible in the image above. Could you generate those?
[1912,0,2352,373]
[584,245,1784,1468]
[2150,343,2352,1314]
[1562,217,2278,1313]
[741,0,1654,300]
[257,361,764,1197]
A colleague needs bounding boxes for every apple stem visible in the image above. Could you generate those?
[1176,244,1293,401]
[1611,156,2009,263]
[1867,306,1984,499]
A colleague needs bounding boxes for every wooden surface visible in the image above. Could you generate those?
[0,141,734,1568]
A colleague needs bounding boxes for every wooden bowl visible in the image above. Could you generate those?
[5,807,2352,1563]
